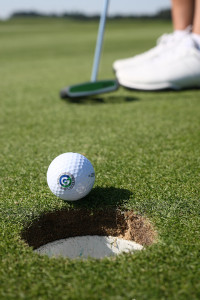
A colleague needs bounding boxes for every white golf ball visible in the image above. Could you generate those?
[47,152,95,201]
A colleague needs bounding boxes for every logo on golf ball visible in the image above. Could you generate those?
[58,173,75,190]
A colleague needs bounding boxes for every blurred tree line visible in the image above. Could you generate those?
[10,9,171,20]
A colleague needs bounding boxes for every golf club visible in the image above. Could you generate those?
[60,0,118,99]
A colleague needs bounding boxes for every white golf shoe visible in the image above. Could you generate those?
[113,27,191,72]
[116,36,200,91]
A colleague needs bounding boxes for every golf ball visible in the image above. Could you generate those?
[47,152,95,201]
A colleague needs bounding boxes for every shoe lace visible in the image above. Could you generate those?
[157,33,172,45]
[156,25,192,46]
[153,36,196,64]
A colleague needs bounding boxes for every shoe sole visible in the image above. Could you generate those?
[118,77,181,91]
[118,77,200,91]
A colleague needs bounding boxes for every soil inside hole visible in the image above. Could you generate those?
[21,209,156,250]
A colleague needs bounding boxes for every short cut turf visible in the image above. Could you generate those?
[0,17,200,300]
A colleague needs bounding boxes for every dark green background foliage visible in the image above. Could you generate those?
[0,18,200,299]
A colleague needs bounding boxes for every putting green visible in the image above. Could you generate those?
[0,17,200,300]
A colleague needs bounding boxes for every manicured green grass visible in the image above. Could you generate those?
[0,17,200,299]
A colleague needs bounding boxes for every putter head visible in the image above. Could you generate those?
[60,79,119,99]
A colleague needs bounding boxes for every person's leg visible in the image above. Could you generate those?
[193,0,200,33]
[171,0,194,30]
[191,0,200,48]
[115,0,200,91]
[113,0,194,72]
[116,0,200,91]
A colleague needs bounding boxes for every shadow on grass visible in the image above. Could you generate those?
[62,95,139,105]
[70,186,132,209]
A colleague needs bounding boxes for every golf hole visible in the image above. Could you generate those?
[22,209,156,259]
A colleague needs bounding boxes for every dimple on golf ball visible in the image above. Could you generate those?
[47,152,95,201]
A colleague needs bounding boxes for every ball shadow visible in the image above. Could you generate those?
[71,186,132,209]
